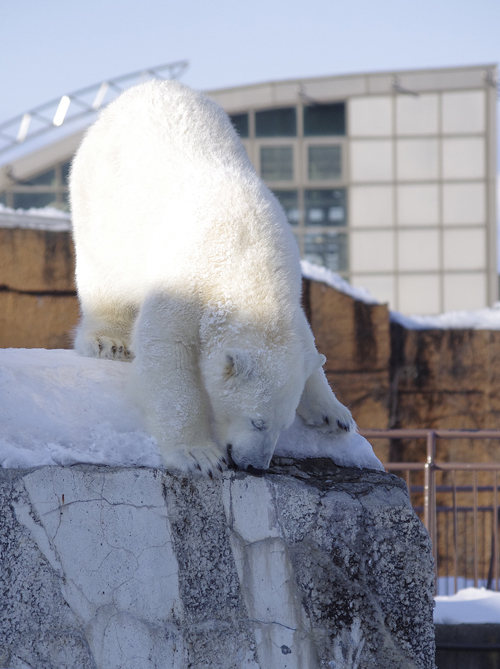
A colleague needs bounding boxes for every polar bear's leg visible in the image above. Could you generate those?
[297,367,356,433]
[132,293,225,476]
[75,302,137,361]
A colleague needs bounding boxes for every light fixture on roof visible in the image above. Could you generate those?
[16,113,31,143]
[391,76,418,96]
[92,82,109,110]
[53,96,71,126]
[298,84,321,105]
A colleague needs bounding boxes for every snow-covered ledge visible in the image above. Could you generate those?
[0,350,435,668]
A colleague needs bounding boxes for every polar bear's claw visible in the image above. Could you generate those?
[337,419,352,432]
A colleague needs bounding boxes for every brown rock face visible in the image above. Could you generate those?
[390,323,500,463]
[0,228,78,348]
[302,278,392,459]
[0,228,76,292]
[0,291,79,349]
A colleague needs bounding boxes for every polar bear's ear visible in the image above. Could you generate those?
[224,349,255,379]
[305,351,326,377]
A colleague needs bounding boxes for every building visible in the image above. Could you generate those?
[0,63,497,314]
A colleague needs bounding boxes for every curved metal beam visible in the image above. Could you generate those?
[0,61,189,156]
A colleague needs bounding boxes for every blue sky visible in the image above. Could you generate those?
[1,0,499,123]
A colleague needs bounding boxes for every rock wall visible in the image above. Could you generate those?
[0,228,78,348]
[0,460,435,669]
[302,278,391,431]
[390,323,500,463]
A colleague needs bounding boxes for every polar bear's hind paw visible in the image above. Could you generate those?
[87,335,133,361]
[323,415,352,432]
[336,418,352,432]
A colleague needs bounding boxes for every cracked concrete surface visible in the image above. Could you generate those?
[0,460,435,668]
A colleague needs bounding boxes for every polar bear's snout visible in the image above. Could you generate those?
[225,433,278,475]
[226,444,268,476]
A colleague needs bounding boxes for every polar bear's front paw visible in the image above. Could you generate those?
[87,335,133,361]
[160,442,227,478]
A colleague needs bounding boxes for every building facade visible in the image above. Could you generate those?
[0,64,497,314]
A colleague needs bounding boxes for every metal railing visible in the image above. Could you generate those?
[360,429,500,595]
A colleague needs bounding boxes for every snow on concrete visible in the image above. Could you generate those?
[391,302,500,331]
[434,587,500,624]
[300,259,380,305]
[0,348,383,471]
[300,259,500,332]
[0,203,71,231]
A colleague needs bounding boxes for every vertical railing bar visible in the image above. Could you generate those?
[464,509,467,589]
[453,470,458,594]
[445,501,449,594]
[424,430,437,591]
[483,508,486,586]
[495,471,498,591]
[474,470,478,587]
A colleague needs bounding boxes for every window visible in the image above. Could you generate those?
[62,161,72,185]
[23,169,56,186]
[308,145,342,180]
[272,190,300,225]
[229,113,249,138]
[256,107,296,137]
[1,160,71,211]
[305,189,346,227]
[304,232,348,271]
[13,193,57,209]
[260,147,293,181]
[304,103,345,136]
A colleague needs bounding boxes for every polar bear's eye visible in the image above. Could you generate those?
[251,419,267,431]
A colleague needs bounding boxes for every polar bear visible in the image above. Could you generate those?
[70,80,355,475]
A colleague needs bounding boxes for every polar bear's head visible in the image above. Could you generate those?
[202,347,324,474]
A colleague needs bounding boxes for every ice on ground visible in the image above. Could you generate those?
[434,587,500,624]
[0,348,383,472]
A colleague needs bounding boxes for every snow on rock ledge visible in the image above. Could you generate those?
[0,348,382,471]
[0,462,435,669]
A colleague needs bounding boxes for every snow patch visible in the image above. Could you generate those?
[391,302,500,331]
[435,587,500,624]
[300,260,380,305]
[0,203,71,231]
[0,348,383,472]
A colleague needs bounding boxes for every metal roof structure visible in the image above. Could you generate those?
[0,61,188,159]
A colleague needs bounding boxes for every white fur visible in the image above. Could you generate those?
[70,80,355,475]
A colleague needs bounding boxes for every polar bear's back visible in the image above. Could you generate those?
[70,80,301,309]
